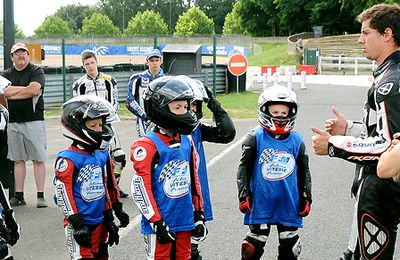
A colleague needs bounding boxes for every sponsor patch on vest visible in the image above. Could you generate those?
[160,161,191,198]
[261,150,295,181]
[79,164,105,201]
[133,146,147,161]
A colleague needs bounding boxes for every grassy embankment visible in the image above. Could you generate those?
[45,43,298,119]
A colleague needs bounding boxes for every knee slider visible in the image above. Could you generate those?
[241,233,267,260]
[278,231,301,259]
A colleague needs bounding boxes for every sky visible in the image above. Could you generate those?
[0,0,99,36]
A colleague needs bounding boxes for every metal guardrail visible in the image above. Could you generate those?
[43,66,229,107]
[318,56,377,75]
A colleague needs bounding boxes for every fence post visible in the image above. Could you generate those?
[212,34,217,96]
[62,38,66,102]
[153,35,158,49]
[301,71,307,90]
[355,58,358,75]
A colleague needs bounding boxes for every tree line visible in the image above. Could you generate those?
[7,0,397,38]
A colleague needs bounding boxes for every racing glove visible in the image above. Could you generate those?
[204,86,222,112]
[191,211,208,244]
[239,196,251,214]
[153,219,176,244]
[299,198,311,217]
[104,209,120,246]
[113,202,130,228]
[68,213,92,248]
[3,209,20,246]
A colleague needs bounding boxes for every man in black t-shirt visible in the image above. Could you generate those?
[1,42,48,208]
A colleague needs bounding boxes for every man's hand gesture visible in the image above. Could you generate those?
[311,127,331,155]
[325,106,347,135]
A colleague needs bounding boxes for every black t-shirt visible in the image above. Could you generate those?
[2,63,45,123]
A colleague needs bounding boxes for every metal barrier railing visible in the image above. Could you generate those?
[318,56,377,75]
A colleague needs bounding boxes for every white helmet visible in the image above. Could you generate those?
[258,85,298,134]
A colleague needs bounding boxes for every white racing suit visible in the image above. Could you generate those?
[125,69,164,138]
[72,73,126,183]
[327,51,400,260]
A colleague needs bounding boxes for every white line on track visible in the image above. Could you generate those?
[119,133,248,238]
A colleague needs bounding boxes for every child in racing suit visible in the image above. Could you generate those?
[126,49,164,138]
[130,76,205,260]
[54,95,129,260]
[184,75,236,259]
[0,105,20,260]
[237,85,312,260]
[73,50,128,197]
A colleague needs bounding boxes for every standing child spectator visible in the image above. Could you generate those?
[0,105,21,260]
[184,76,236,260]
[54,95,129,260]
[130,76,205,260]
[73,50,128,198]
[126,49,164,137]
[237,85,311,260]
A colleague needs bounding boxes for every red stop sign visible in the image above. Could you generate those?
[228,53,248,76]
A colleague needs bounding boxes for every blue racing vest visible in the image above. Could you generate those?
[244,127,303,228]
[192,127,213,221]
[56,149,109,225]
[142,132,195,233]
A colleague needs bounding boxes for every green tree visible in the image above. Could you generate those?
[124,10,169,35]
[340,0,399,21]
[174,7,215,36]
[222,2,247,35]
[0,21,25,38]
[80,12,121,36]
[235,0,275,36]
[195,0,236,34]
[14,25,25,38]
[310,0,359,35]
[154,0,190,33]
[98,0,148,31]
[54,4,99,34]
[34,15,72,37]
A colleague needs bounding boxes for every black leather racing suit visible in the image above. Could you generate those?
[327,51,400,260]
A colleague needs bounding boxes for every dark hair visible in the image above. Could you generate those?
[81,51,97,63]
[357,3,400,46]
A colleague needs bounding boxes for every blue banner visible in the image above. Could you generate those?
[201,45,248,57]
[42,44,247,57]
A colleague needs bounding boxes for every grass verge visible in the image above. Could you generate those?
[44,91,260,120]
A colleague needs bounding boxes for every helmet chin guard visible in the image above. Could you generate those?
[61,95,115,150]
[144,76,199,135]
[258,85,298,134]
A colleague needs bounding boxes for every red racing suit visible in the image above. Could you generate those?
[327,51,400,260]
[54,146,121,259]
[130,128,203,260]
